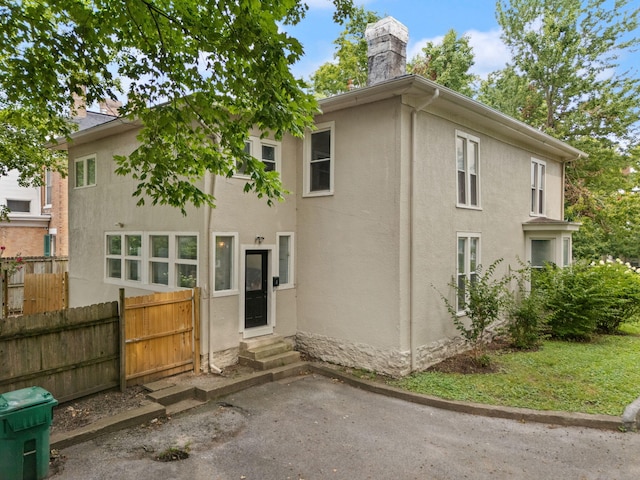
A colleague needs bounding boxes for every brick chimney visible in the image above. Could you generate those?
[365,17,409,86]
[72,87,87,118]
[99,98,122,116]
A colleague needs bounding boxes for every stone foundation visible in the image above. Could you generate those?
[296,331,411,377]
[200,347,239,373]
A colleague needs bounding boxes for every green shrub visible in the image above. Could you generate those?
[534,259,640,340]
[505,265,549,349]
[439,259,511,358]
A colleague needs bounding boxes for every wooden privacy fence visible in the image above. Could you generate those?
[0,302,120,403]
[23,272,68,315]
[121,289,200,387]
[1,288,200,403]
[1,257,69,318]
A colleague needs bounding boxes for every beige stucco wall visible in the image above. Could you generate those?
[67,125,299,369]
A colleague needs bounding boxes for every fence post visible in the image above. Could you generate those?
[119,288,126,392]
[2,270,7,319]
[193,287,201,374]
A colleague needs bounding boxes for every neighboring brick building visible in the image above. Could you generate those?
[1,104,118,257]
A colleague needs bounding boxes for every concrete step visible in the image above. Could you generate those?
[146,384,196,406]
[165,398,206,416]
[238,350,301,370]
[242,341,292,360]
[239,334,284,352]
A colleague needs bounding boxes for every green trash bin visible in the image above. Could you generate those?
[0,386,58,480]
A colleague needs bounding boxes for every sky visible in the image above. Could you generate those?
[284,0,640,82]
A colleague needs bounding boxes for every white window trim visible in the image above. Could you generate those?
[104,232,199,291]
[213,232,239,297]
[531,158,546,216]
[233,136,281,179]
[456,232,481,314]
[455,130,481,209]
[276,232,295,289]
[44,170,53,208]
[74,154,97,189]
[303,121,335,197]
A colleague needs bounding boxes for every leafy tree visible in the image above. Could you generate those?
[310,6,380,97]
[408,29,477,97]
[0,0,353,214]
[480,0,640,259]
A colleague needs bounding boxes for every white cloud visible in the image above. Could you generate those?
[408,29,510,80]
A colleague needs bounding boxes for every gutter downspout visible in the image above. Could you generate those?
[409,88,440,372]
[204,172,223,374]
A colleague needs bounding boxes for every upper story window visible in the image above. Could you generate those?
[456,131,480,208]
[75,154,96,188]
[531,158,546,216]
[304,121,334,197]
[235,138,280,177]
[45,170,53,206]
[6,199,31,213]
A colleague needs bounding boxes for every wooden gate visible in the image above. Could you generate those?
[122,289,200,386]
[22,272,69,314]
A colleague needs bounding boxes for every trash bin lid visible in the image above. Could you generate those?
[0,386,55,413]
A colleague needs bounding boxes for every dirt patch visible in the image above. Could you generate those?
[50,364,257,435]
[426,338,528,374]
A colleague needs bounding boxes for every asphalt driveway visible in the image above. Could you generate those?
[55,374,640,479]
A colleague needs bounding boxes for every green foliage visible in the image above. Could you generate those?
[534,259,640,339]
[0,0,354,213]
[394,335,640,416]
[440,259,511,356]
[504,264,549,349]
[408,29,478,97]
[481,0,640,260]
[310,6,380,97]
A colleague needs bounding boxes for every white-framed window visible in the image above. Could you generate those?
[75,154,96,188]
[276,232,294,288]
[213,232,238,295]
[456,131,480,208]
[531,158,546,216]
[456,233,480,313]
[44,170,53,206]
[304,121,334,196]
[531,238,554,268]
[104,232,197,288]
[562,236,571,267]
[235,137,280,178]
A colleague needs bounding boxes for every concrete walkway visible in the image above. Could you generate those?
[51,366,640,479]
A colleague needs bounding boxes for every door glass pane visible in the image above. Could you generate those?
[215,236,233,291]
[246,253,263,291]
[151,235,169,258]
[278,236,290,284]
[177,264,197,287]
[177,235,197,260]
[151,261,169,285]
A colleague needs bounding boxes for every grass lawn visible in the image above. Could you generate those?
[393,326,640,416]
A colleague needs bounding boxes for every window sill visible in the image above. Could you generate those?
[213,289,240,298]
[456,204,482,211]
[303,190,334,198]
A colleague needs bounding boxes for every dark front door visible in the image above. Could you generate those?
[245,250,268,329]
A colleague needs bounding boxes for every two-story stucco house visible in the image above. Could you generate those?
[60,18,582,376]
